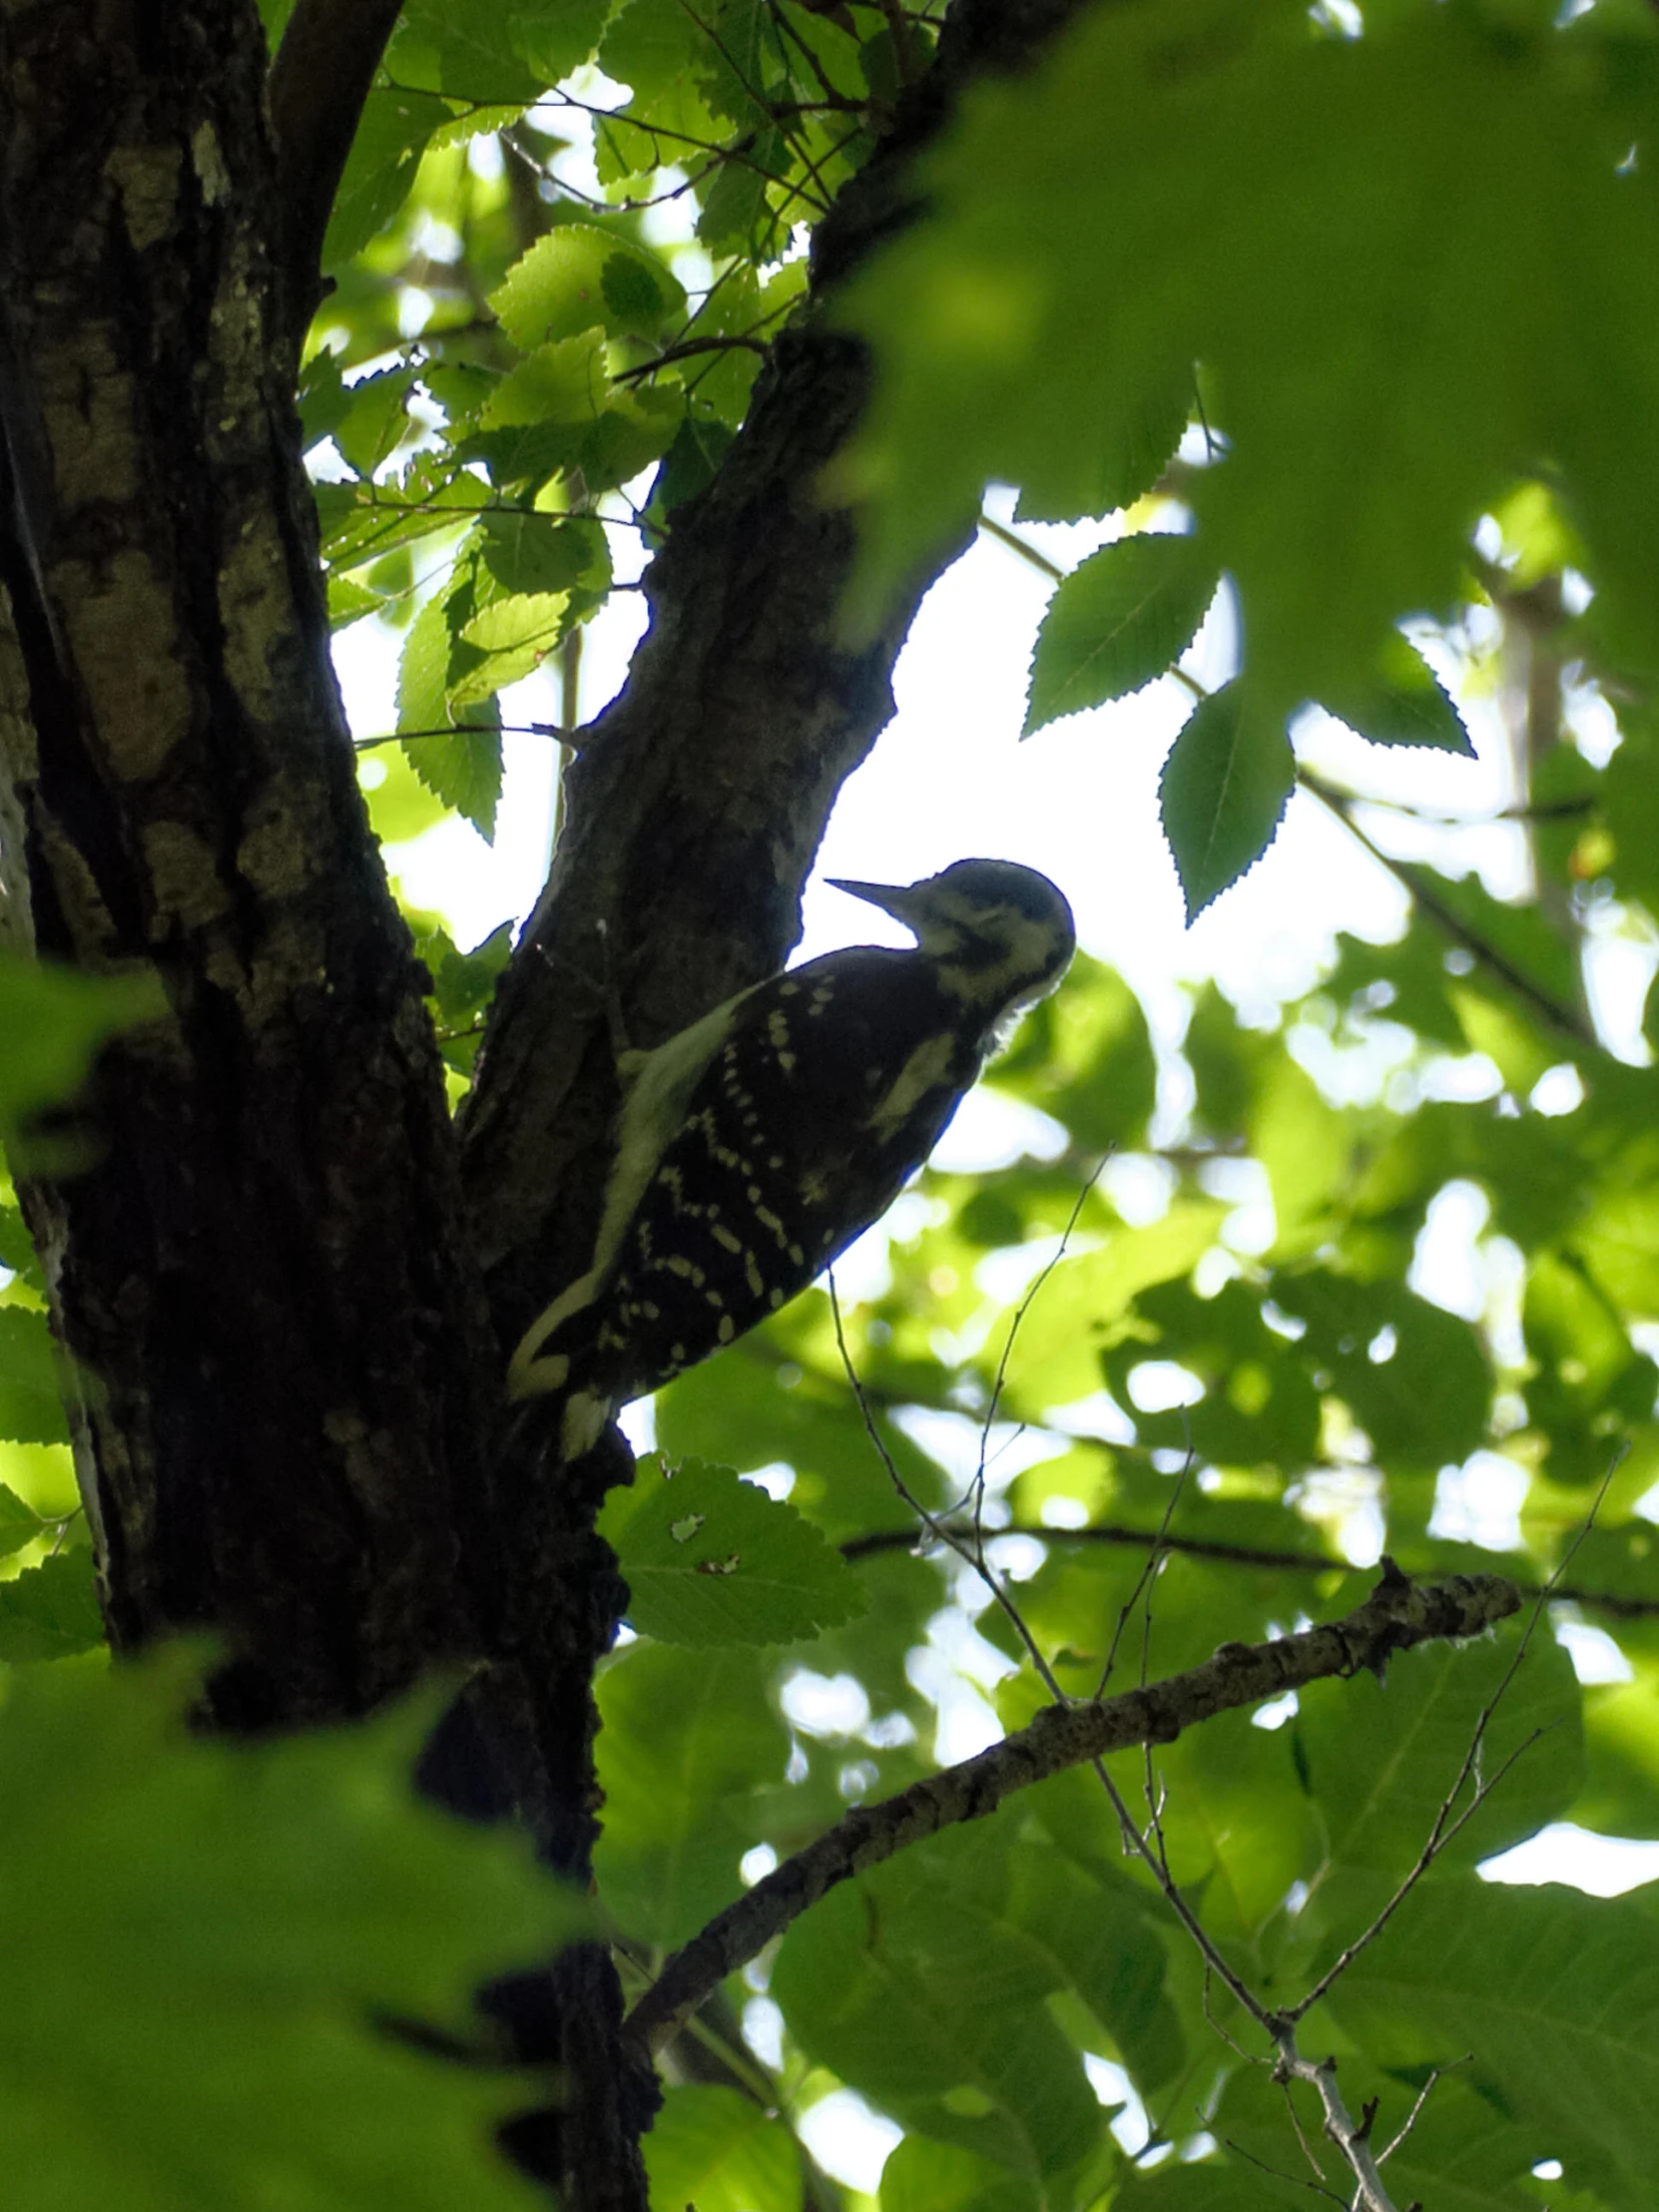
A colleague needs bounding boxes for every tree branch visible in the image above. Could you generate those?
[267,0,406,355]
[1298,767,1596,1052]
[623,1561,1519,2050]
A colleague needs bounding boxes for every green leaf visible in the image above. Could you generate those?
[1316,631,1472,755]
[491,227,685,348]
[400,725,504,839]
[772,1840,1104,2183]
[994,1200,1225,1417]
[454,590,569,701]
[1269,1268,1490,1473]
[643,2086,803,2212]
[0,1204,41,1286]
[1012,369,1193,528]
[296,345,350,452]
[507,0,611,82]
[988,951,1157,1151]
[327,574,384,631]
[392,0,540,104]
[0,1481,43,1562]
[594,1642,788,1944]
[0,1307,68,1445]
[1158,681,1294,920]
[877,2137,1034,2212]
[0,951,164,1165]
[482,330,609,430]
[477,514,594,596]
[316,457,493,571]
[396,572,505,837]
[1297,1629,1583,1910]
[0,1653,589,2207]
[1330,1875,1659,2209]
[423,919,513,1025]
[1024,533,1218,735]
[599,1454,866,1646]
[1251,1050,1351,1255]
[322,86,452,270]
[0,1550,103,1662]
[334,367,415,477]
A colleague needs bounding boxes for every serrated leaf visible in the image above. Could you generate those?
[317,462,493,573]
[1012,368,1193,526]
[1318,631,1471,755]
[1158,680,1294,920]
[296,346,349,453]
[396,581,504,837]
[477,514,592,596]
[454,591,569,696]
[427,921,513,1024]
[327,574,383,631]
[401,728,503,839]
[1024,532,1218,734]
[508,0,611,82]
[0,1653,589,2206]
[0,1482,41,1562]
[0,1549,103,1661]
[600,1455,865,1645]
[0,1306,67,1446]
[333,368,414,478]
[696,140,777,254]
[491,228,684,348]
[0,1205,40,1284]
[392,0,540,104]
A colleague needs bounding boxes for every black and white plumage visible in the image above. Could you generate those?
[507,858,1076,1457]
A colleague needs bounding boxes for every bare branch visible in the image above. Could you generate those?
[1272,2042,1404,2212]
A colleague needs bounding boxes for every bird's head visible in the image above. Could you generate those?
[829,858,1076,1014]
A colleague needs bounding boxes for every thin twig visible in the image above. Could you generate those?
[1299,769,1596,1050]
[1377,2057,1467,2166]
[1288,1453,1621,2022]
[827,1277,1069,1704]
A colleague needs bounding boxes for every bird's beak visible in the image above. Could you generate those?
[828,875,924,925]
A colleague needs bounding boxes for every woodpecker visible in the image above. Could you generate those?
[508,858,1076,1458]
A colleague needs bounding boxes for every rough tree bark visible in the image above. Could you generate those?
[0,2,1086,2207]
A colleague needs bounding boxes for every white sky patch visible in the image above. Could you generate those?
[1429,1450,1528,1553]
[797,2090,902,2194]
[1409,1179,1491,1320]
[1481,1823,1659,1898]
[1083,2055,1152,2155]
[1551,1615,1634,1685]
[780,1669,870,1739]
